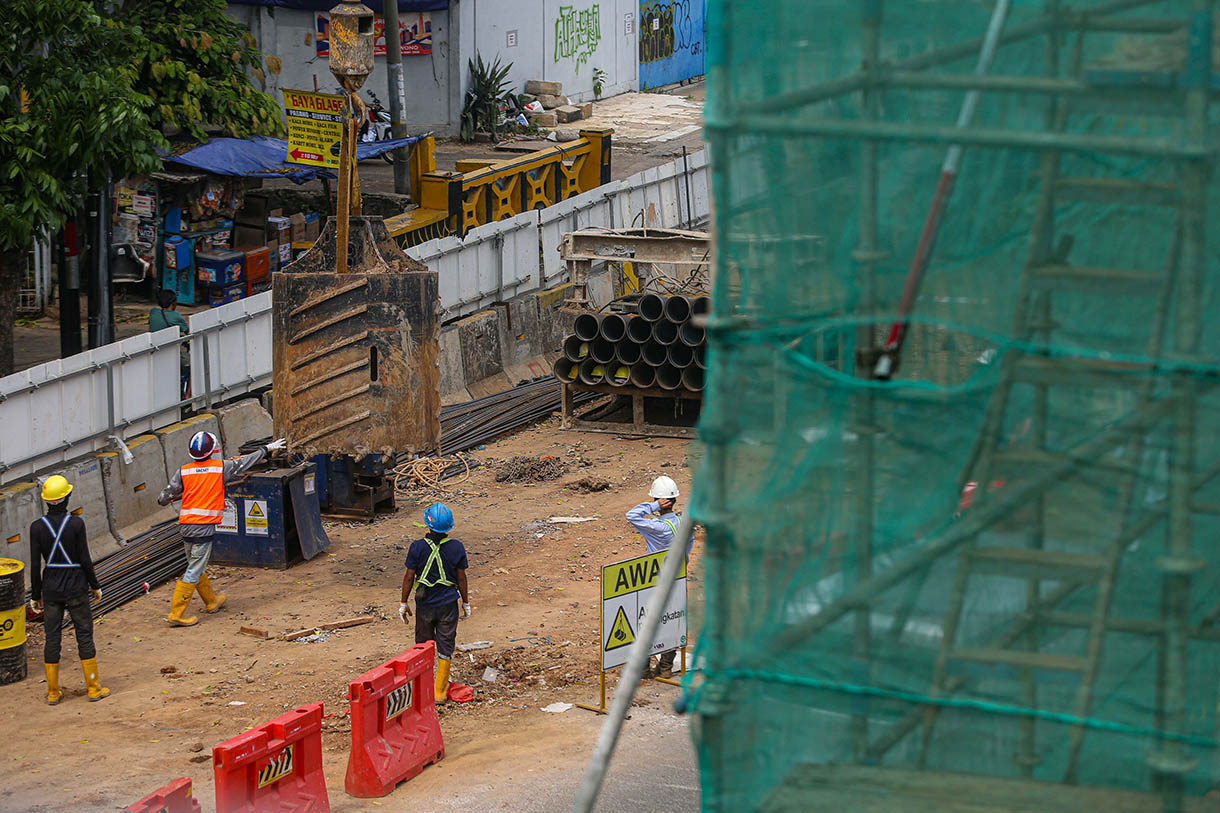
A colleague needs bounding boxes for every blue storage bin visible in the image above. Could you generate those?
[196,249,244,286]
[163,236,191,271]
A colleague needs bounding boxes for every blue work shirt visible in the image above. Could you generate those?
[626,501,692,555]
[405,534,468,609]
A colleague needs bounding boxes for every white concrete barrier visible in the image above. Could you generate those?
[98,434,174,544]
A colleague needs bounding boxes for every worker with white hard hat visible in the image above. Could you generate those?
[626,474,692,676]
[157,431,286,626]
[28,475,108,704]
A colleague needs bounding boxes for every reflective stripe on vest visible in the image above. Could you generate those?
[415,537,455,589]
[179,459,225,525]
[40,515,78,569]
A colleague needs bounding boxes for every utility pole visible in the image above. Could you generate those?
[85,180,113,348]
[381,0,412,196]
[57,221,82,357]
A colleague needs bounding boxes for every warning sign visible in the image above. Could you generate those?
[244,500,269,536]
[604,606,635,651]
[599,550,686,670]
[218,499,238,535]
[283,89,344,168]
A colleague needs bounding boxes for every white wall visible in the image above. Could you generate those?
[471,0,638,104]
[227,4,463,135]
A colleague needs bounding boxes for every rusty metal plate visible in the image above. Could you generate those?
[272,216,440,458]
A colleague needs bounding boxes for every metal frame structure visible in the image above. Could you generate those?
[727,2,1219,809]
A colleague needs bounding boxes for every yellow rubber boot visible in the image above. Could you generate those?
[196,573,226,614]
[167,580,199,627]
[81,657,109,701]
[434,657,451,704]
[44,663,62,705]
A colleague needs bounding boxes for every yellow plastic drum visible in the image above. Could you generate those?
[0,558,27,685]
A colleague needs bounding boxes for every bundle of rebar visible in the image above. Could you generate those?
[58,376,591,619]
[553,294,708,393]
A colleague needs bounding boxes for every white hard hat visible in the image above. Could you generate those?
[649,475,680,499]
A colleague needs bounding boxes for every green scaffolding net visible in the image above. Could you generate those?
[687,1,1220,809]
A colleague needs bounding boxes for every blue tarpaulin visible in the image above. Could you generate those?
[226,1,447,11]
[165,135,421,184]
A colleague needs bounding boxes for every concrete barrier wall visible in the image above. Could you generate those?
[216,399,273,452]
[99,433,174,544]
[156,414,222,480]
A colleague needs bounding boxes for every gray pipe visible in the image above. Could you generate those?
[607,363,631,386]
[590,338,616,364]
[553,357,578,382]
[578,357,605,385]
[652,320,679,346]
[679,321,705,347]
[667,343,694,369]
[616,340,642,365]
[626,315,653,343]
[694,346,707,370]
[656,364,682,391]
[664,295,692,323]
[564,335,589,361]
[642,340,668,366]
[600,313,627,342]
[681,366,704,391]
[574,312,600,341]
[638,294,665,322]
[629,362,656,389]
[691,296,710,319]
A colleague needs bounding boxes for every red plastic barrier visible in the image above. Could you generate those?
[345,641,445,798]
[123,777,202,813]
[213,702,330,813]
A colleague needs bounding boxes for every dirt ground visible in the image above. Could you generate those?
[1,418,701,812]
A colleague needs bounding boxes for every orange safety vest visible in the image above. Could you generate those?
[178,458,225,525]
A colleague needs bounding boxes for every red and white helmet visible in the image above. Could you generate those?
[188,431,220,460]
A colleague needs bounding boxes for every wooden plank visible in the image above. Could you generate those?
[968,547,1107,581]
[239,626,269,640]
[282,615,377,641]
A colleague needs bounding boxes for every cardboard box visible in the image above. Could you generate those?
[267,215,292,245]
[289,213,306,243]
[303,212,320,241]
[278,242,292,263]
[268,207,283,218]
[266,240,279,272]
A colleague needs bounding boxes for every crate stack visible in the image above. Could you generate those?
[553,294,708,393]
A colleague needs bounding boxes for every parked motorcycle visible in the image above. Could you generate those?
[360,91,396,164]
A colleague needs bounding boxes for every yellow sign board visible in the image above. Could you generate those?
[283,89,344,168]
[257,744,294,788]
[602,550,686,600]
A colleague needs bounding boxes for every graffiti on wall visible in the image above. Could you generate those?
[554,4,602,70]
[639,0,698,64]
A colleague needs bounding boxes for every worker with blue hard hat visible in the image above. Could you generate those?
[399,502,470,703]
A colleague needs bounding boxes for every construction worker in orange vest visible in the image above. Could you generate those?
[157,431,285,625]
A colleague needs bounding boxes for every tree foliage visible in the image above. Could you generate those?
[118,0,284,141]
[0,0,164,254]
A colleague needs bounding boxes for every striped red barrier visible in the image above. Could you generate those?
[122,777,201,813]
[213,702,329,812]
[345,641,445,798]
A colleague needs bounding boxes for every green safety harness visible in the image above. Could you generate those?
[414,536,454,599]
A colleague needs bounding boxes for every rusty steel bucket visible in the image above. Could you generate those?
[272,216,440,458]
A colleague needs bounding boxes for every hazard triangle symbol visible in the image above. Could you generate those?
[605,606,635,652]
[248,503,265,518]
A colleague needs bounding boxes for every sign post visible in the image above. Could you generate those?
[576,549,688,714]
[283,89,345,169]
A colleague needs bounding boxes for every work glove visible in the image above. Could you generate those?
[265,438,287,453]
[398,602,411,623]
[90,588,102,602]
[30,599,41,613]
[462,602,472,620]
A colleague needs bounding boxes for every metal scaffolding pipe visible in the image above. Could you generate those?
[652,319,679,346]
[638,293,665,322]
[667,342,695,369]
[600,313,628,342]
[616,340,643,365]
[629,362,656,389]
[664,295,692,323]
[656,364,682,391]
[563,335,589,362]
[574,312,600,341]
[578,358,605,385]
[626,315,653,343]
[643,340,669,366]
[681,366,704,392]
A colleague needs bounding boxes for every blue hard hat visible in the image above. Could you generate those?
[424,502,454,533]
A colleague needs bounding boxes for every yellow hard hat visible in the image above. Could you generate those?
[41,475,73,502]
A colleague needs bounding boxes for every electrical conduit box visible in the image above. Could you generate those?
[209,462,329,569]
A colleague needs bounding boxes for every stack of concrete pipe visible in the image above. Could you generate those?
[553,293,708,393]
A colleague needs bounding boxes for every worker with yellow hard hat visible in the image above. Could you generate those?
[28,475,108,704]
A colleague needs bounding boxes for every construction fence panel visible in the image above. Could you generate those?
[539,182,626,285]
[189,291,273,408]
[406,210,540,322]
[0,327,182,483]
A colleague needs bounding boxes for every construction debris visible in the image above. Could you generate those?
[283,615,376,641]
[495,456,567,483]
[239,626,269,640]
